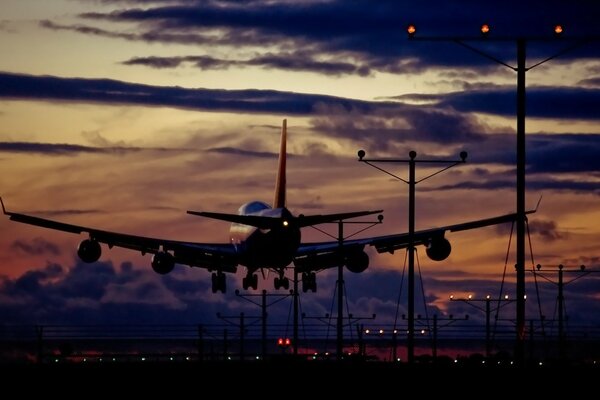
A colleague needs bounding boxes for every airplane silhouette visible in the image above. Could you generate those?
[1,119,536,293]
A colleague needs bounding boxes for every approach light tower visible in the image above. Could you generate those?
[358,150,467,364]
[406,23,598,365]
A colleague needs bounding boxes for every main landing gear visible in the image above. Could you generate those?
[242,273,258,290]
[274,273,289,290]
[211,272,226,293]
[302,272,317,293]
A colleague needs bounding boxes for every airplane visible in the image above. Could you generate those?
[1,119,537,294]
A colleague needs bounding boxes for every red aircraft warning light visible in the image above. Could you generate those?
[480,23,491,36]
[554,24,564,35]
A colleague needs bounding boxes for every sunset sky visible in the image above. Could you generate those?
[1,1,599,351]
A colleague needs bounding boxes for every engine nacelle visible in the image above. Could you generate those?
[152,251,175,275]
[426,237,452,261]
[77,239,101,263]
[345,250,369,273]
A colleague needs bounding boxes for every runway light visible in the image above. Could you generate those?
[365,329,370,334]
[407,24,416,37]
[481,23,491,36]
[486,295,491,299]
[282,220,289,227]
[504,294,509,300]
[379,329,384,334]
[468,294,473,300]
[449,294,454,299]
[554,24,563,35]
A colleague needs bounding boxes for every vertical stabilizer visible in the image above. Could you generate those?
[273,119,287,208]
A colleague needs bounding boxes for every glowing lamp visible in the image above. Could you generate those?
[481,23,490,35]
[407,24,416,37]
[554,24,563,35]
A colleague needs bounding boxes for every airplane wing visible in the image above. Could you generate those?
[294,208,536,272]
[1,198,238,273]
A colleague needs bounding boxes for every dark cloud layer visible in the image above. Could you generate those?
[0,141,139,155]
[3,72,600,125]
[68,0,600,72]
[2,260,599,337]
[121,52,371,76]
[0,72,379,115]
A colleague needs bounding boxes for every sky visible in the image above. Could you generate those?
[1,0,600,356]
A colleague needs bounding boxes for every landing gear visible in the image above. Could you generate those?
[274,274,289,290]
[211,272,226,293]
[242,273,258,290]
[302,272,317,293]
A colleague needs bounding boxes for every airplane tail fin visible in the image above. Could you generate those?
[273,119,287,209]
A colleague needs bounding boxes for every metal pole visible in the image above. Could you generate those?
[36,325,43,364]
[558,264,565,361]
[261,290,267,360]
[392,330,397,362]
[223,328,228,360]
[197,324,204,361]
[357,324,364,357]
[293,269,299,356]
[515,38,527,366]
[239,312,245,361]
[432,314,438,359]
[407,151,416,364]
[486,297,491,359]
[337,220,344,360]
[529,319,535,363]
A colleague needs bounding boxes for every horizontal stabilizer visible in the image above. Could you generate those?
[187,209,383,229]
[296,210,383,228]
[187,211,283,230]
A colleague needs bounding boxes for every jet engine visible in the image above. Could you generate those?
[77,239,101,263]
[345,250,369,273]
[426,237,452,261]
[151,251,175,275]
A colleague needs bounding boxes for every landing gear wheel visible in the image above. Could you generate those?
[243,273,258,290]
[212,272,226,293]
[302,272,317,293]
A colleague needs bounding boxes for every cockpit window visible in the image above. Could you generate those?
[238,201,270,215]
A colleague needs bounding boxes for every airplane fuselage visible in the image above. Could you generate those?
[230,201,301,270]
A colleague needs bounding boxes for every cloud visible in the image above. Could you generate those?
[494,219,565,242]
[0,141,127,155]
[0,72,379,115]
[121,52,371,76]
[206,147,278,159]
[10,238,61,257]
[68,0,600,72]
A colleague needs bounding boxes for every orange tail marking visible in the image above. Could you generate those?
[273,119,287,208]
